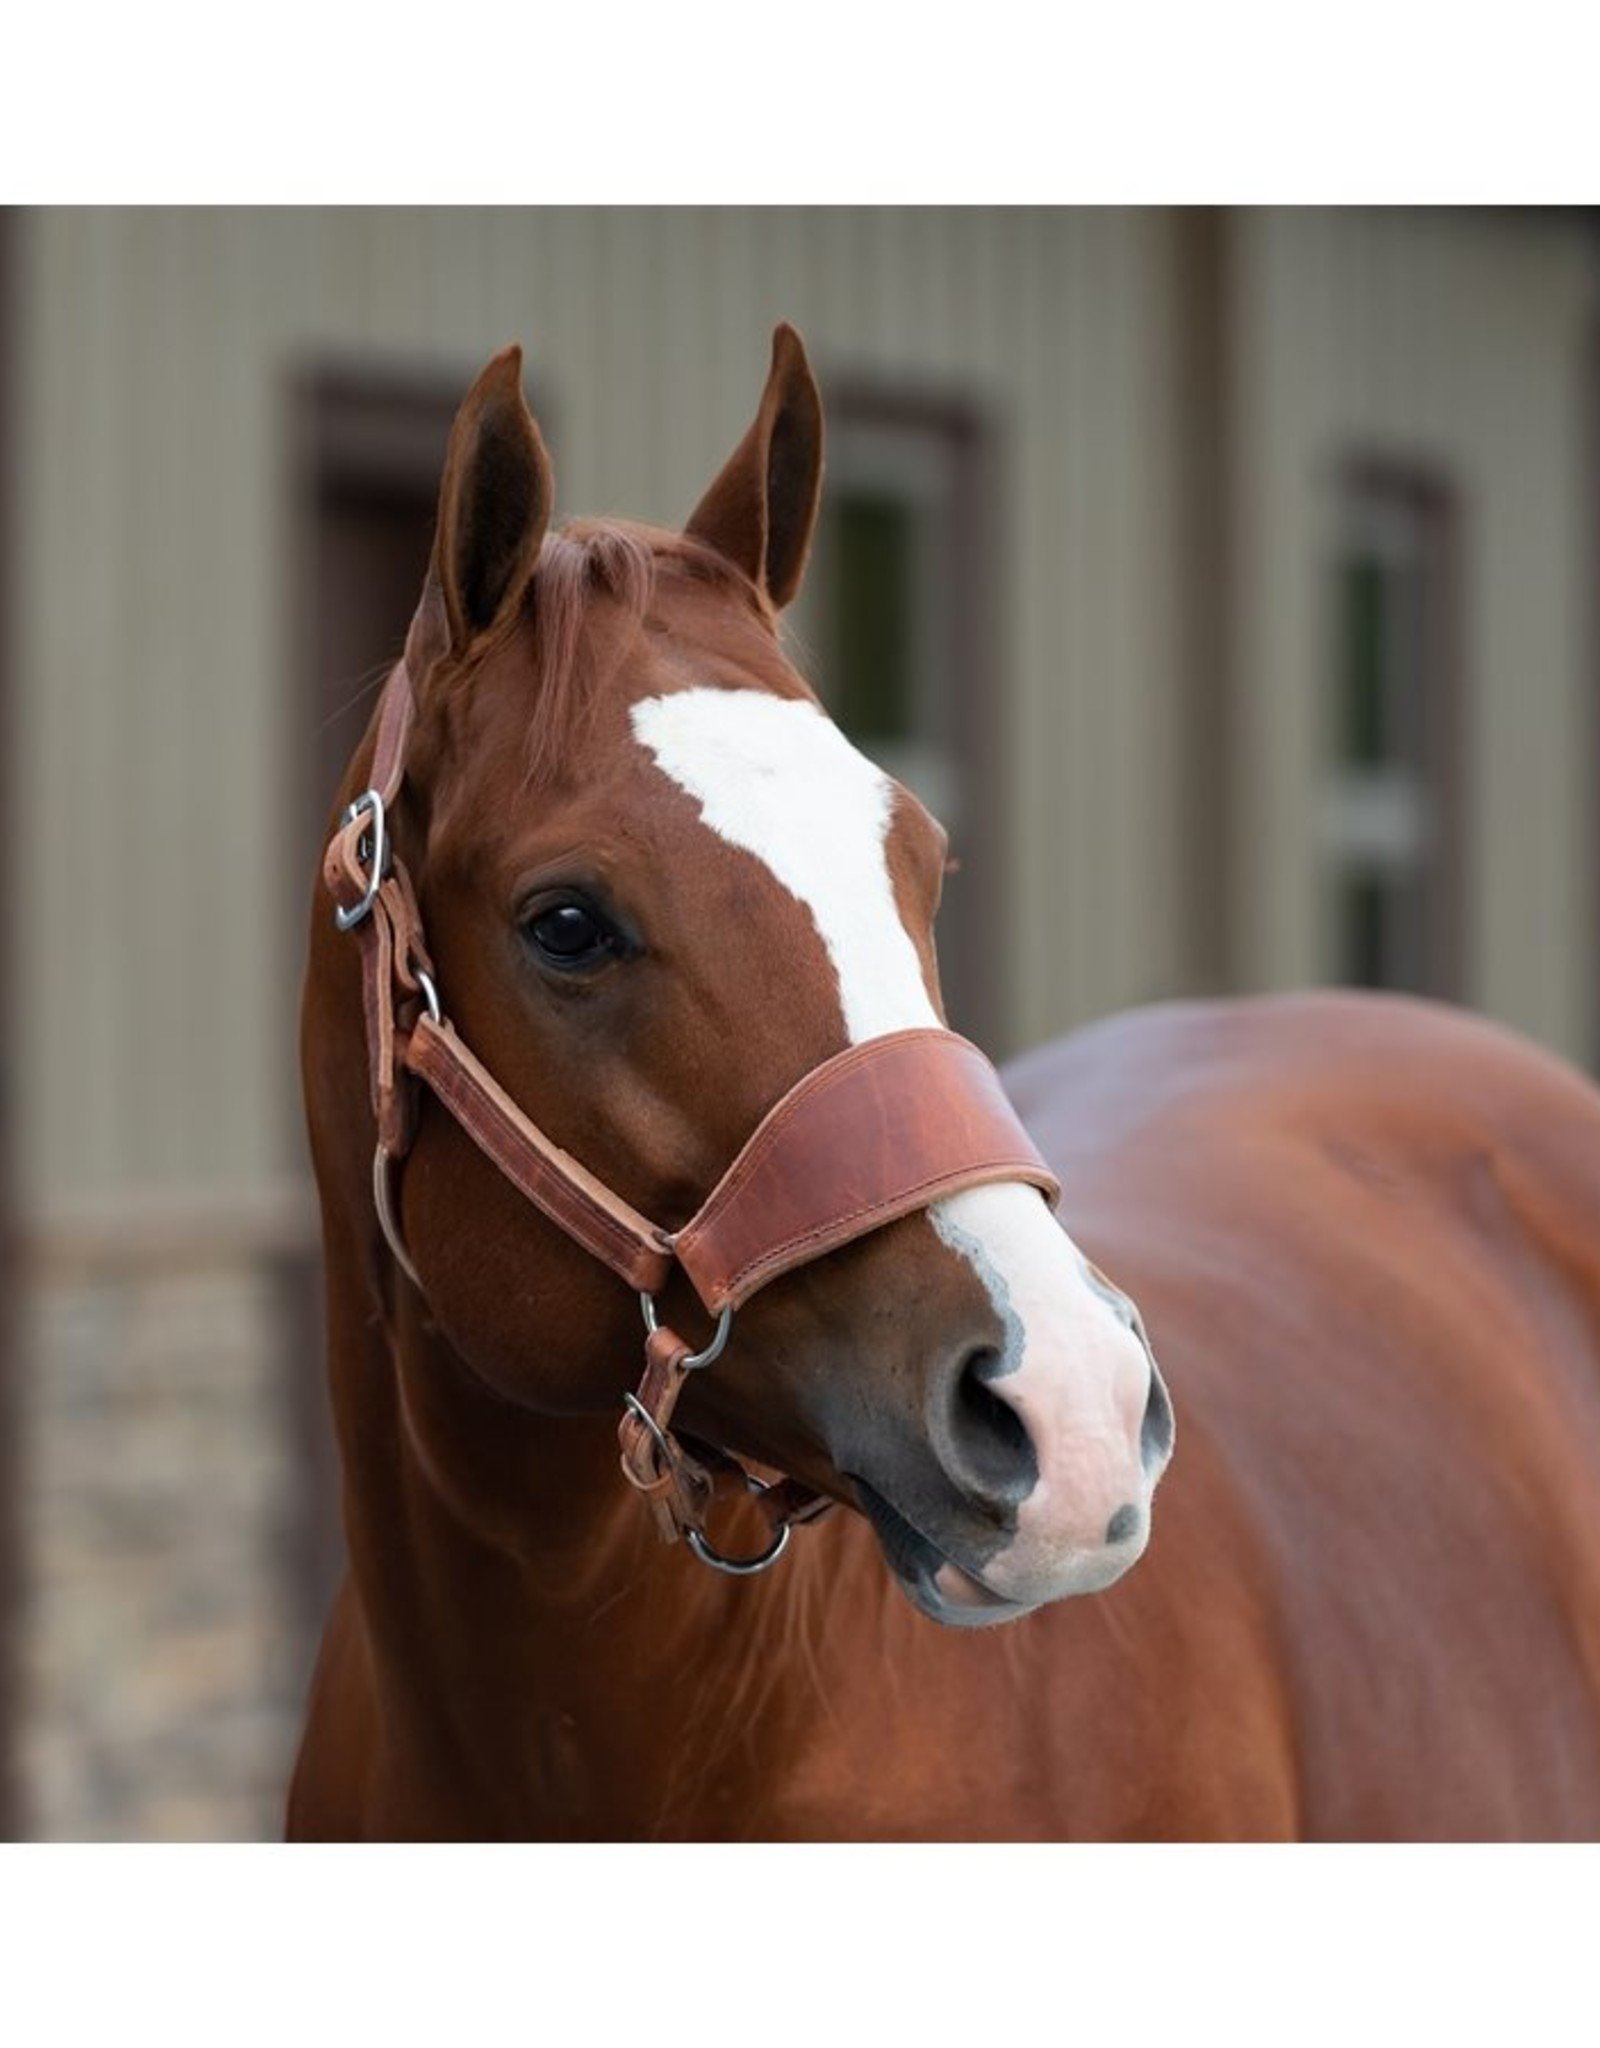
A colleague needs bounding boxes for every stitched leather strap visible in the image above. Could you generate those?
[405,1015,674,1296]
[400,1021,1059,1316]
[365,660,414,807]
[323,665,426,1156]
[672,1029,1060,1313]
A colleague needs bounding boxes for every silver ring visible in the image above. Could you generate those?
[621,1390,676,1467]
[686,1521,792,1576]
[415,968,442,1024]
[638,1293,733,1370]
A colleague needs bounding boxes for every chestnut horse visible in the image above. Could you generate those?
[291,326,1600,1839]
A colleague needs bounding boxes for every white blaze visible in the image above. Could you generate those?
[632,686,1162,1591]
[632,687,937,1041]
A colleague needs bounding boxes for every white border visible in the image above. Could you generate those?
[0,1844,1591,2045]
[4,2,1599,202]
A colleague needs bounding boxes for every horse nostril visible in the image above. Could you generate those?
[947,1346,1039,1511]
[1140,1364,1174,1473]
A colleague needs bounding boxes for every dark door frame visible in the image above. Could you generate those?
[0,205,20,1836]
[290,361,472,854]
[1330,453,1467,1004]
[1174,207,1237,997]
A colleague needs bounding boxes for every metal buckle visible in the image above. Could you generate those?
[333,789,388,932]
[638,1292,733,1370]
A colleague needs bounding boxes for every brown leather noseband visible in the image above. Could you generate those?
[324,663,1062,1575]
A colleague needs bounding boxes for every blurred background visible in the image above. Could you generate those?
[0,205,1595,1837]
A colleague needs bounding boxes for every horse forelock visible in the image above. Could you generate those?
[518,522,767,789]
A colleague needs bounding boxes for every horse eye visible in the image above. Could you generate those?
[523,899,617,970]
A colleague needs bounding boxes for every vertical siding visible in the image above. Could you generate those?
[14,206,1194,1217]
[1229,209,1597,1062]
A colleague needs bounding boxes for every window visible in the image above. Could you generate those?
[1320,467,1462,997]
[789,396,1000,1043]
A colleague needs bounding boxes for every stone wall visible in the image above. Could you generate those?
[17,1258,314,1840]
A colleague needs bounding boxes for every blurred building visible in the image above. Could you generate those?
[0,206,1595,1836]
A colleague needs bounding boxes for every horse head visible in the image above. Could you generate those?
[303,325,1172,1629]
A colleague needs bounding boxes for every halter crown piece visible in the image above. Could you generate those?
[324,662,1062,1575]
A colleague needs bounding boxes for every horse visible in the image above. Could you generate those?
[290,323,1600,1839]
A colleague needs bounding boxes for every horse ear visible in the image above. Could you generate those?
[685,322,823,610]
[422,345,554,663]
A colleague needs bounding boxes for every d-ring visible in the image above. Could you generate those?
[638,1292,733,1370]
[686,1520,792,1576]
[333,789,388,932]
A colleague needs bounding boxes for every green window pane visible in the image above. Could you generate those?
[831,492,914,745]
[1339,553,1390,768]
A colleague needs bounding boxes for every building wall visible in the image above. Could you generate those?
[15,206,1193,1227]
[1228,209,1598,1062]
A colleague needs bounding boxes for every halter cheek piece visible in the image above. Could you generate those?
[325,663,1062,1576]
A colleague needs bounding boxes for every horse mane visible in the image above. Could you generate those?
[522,520,765,787]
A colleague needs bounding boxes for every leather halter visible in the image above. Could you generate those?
[323,662,1062,1574]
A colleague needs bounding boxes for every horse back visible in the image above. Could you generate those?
[1004,992,1600,1837]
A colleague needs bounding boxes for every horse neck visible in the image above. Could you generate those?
[316,1197,802,1819]
[327,1221,660,1619]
